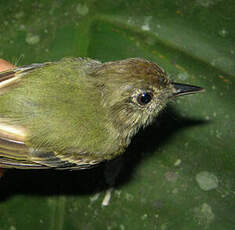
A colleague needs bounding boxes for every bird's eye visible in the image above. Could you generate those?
[137,92,153,105]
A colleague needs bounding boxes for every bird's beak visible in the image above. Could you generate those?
[171,82,205,97]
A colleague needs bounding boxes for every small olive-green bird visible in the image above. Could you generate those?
[0,57,203,169]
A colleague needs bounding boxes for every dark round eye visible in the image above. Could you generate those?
[137,92,153,105]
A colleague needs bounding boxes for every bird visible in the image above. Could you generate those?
[0,57,204,170]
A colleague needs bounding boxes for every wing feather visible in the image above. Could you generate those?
[0,62,99,170]
[0,126,96,170]
[0,136,48,169]
[0,63,51,95]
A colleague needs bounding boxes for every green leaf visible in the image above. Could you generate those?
[0,0,234,229]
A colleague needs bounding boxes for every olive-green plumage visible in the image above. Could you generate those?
[0,57,203,169]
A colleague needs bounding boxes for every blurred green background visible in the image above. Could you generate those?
[0,0,234,229]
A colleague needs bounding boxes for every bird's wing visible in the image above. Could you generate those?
[0,64,99,170]
[0,120,97,170]
[0,63,51,93]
